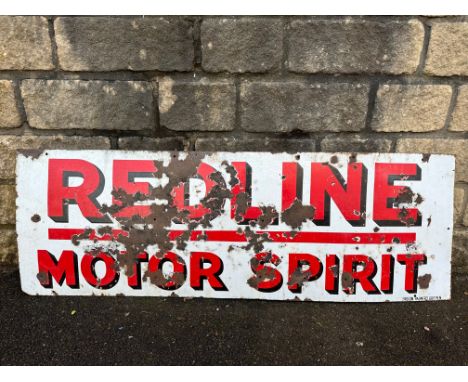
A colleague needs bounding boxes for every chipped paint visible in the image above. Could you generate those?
[16,151,455,302]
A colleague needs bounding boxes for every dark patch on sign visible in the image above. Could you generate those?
[421,153,431,163]
[97,226,113,236]
[288,263,313,288]
[397,206,420,227]
[197,232,208,241]
[69,153,244,281]
[222,160,239,187]
[415,194,424,205]
[36,271,47,283]
[395,187,414,205]
[198,172,232,228]
[329,264,339,277]
[143,268,185,289]
[341,272,354,293]
[31,214,41,223]
[242,227,271,253]
[256,206,279,229]
[72,228,94,246]
[330,155,338,164]
[282,198,315,229]
[405,241,417,251]
[417,274,432,289]
[247,267,276,290]
[233,192,248,222]
[175,222,198,251]
[289,230,298,238]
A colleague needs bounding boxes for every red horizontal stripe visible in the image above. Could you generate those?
[49,228,129,241]
[49,228,415,245]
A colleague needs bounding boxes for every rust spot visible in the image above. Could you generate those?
[289,230,298,238]
[349,153,357,163]
[82,153,218,277]
[415,194,424,204]
[287,263,313,288]
[247,267,276,290]
[242,227,271,253]
[143,268,185,290]
[397,206,419,227]
[394,187,415,205]
[330,155,338,164]
[256,206,279,229]
[421,153,431,163]
[97,226,113,236]
[175,222,198,250]
[221,160,239,187]
[233,192,250,223]
[329,264,339,277]
[31,214,41,223]
[36,271,47,283]
[398,206,408,218]
[71,228,93,246]
[197,172,232,228]
[427,216,432,227]
[394,187,424,208]
[373,226,380,232]
[282,198,315,229]
[405,241,417,251]
[341,272,354,293]
[417,274,432,289]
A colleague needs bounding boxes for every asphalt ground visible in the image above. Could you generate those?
[0,267,466,365]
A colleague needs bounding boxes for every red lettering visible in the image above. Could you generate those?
[231,162,278,224]
[48,159,109,223]
[81,252,120,289]
[282,162,303,211]
[147,252,186,290]
[287,253,323,293]
[248,252,283,292]
[342,255,379,294]
[37,250,79,288]
[190,251,226,291]
[325,254,339,294]
[397,254,427,293]
[310,163,367,226]
[171,162,225,221]
[127,252,149,289]
[112,160,158,218]
[380,254,395,293]
[373,163,421,226]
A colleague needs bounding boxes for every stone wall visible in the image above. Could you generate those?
[0,16,467,271]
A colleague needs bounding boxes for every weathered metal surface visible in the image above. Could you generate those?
[16,150,455,302]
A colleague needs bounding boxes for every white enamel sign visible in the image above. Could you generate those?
[16,150,455,302]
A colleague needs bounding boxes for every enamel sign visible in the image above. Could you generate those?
[16,151,455,302]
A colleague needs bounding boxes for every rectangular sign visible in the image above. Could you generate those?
[17,150,455,302]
